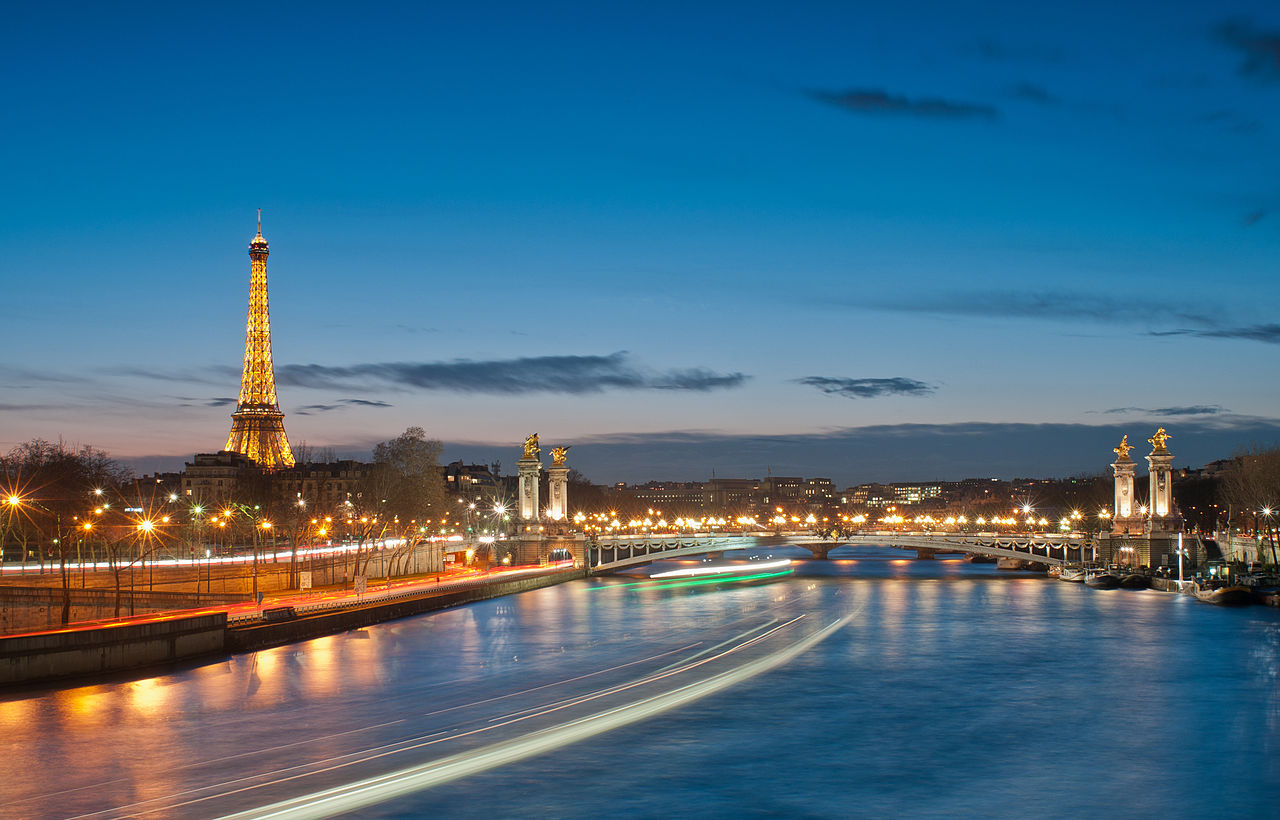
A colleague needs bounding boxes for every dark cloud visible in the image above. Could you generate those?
[0,366,81,385]
[1151,323,1280,344]
[296,398,393,415]
[1244,209,1266,226]
[797,376,936,399]
[1012,82,1059,104]
[439,417,1280,486]
[171,396,237,408]
[1093,406,1224,417]
[275,352,748,395]
[1217,20,1280,79]
[808,88,998,120]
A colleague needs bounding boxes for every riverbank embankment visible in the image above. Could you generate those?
[1,567,584,688]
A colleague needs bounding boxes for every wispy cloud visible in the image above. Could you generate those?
[0,366,82,386]
[865,290,1210,325]
[1093,405,1225,417]
[1011,82,1059,104]
[296,398,394,415]
[171,396,238,408]
[975,40,1065,63]
[851,289,1280,349]
[275,352,748,395]
[1216,20,1280,80]
[808,88,998,120]
[797,376,935,399]
[1150,324,1280,344]
[1244,209,1267,226]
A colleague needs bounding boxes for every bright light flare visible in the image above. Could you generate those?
[650,558,791,579]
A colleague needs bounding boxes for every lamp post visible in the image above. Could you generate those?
[1177,532,1186,587]
[1260,507,1278,568]
[255,520,272,604]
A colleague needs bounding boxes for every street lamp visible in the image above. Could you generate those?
[1176,532,1188,587]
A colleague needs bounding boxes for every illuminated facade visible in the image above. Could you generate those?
[224,212,295,469]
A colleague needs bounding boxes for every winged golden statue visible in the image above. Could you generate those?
[1148,427,1171,452]
[523,433,540,460]
[551,445,570,465]
[1113,435,1132,461]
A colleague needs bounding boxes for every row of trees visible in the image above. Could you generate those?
[1,438,140,622]
[1,428,451,623]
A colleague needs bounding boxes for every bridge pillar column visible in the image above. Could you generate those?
[916,548,937,560]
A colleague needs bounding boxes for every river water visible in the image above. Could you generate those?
[3,546,1278,819]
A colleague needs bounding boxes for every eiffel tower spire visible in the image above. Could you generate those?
[224,211,295,469]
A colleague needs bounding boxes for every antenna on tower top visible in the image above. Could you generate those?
[257,208,262,234]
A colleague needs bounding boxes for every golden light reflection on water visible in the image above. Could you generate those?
[0,695,36,731]
[56,685,113,728]
[128,676,170,716]
[304,635,340,698]
[0,566,1274,819]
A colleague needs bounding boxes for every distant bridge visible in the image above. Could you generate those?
[586,532,1089,573]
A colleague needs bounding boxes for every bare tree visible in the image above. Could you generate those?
[2,439,131,623]
[1220,446,1280,565]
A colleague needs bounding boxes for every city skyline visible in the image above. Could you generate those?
[4,1,1279,486]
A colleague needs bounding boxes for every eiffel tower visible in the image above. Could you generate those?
[224,210,295,469]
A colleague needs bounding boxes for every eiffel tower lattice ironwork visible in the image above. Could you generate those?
[224,210,295,469]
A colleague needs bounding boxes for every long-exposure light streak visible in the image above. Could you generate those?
[655,619,780,672]
[650,558,792,578]
[76,617,808,819]
[215,612,855,820]
[591,568,793,593]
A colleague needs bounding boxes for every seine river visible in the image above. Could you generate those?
[3,546,1278,819]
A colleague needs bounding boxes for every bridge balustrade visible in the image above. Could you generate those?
[587,532,1086,573]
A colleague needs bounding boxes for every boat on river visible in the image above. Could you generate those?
[1084,569,1121,589]
[1240,574,1280,607]
[1252,587,1280,607]
[1119,573,1151,590]
[1058,567,1087,582]
[1192,581,1252,606]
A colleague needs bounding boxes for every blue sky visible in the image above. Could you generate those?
[2,1,1278,485]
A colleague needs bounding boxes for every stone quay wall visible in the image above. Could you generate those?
[227,568,585,652]
[0,613,227,687]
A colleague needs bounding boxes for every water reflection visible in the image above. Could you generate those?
[1,552,1277,818]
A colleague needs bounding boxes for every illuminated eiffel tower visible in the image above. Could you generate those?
[224,210,295,469]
